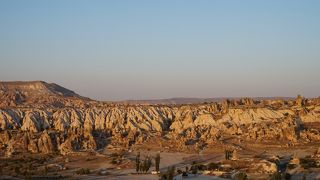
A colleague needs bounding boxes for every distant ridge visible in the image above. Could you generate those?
[121,97,294,105]
[0,80,296,106]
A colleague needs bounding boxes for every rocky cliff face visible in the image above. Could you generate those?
[0,81,320,156]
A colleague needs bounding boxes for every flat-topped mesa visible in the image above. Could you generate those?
[0,81,91,108]
[0,81,81,97]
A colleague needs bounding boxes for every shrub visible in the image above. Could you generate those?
[271,172,281,180]
[14,166,20,175]
[302,174,306,180]
[285,173,291,180]
[182,172,188,177]
[207,162,219,170]
[233,171,248,180]
[111,158,117,164]
[287,164,296,169]
[198,164,207,171]
[166,166,175,180]
[76,168,90,175]
[300,158,317,168]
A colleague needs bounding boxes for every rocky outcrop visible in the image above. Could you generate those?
[0,97,318,155]
[0,81,320,156]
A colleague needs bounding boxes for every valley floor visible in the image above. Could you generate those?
[1,142,320,179]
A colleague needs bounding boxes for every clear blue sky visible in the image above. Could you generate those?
[0,0,319,100]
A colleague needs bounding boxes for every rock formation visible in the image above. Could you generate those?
[0,81,320,156]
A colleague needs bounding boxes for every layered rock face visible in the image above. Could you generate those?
[0,81,320,156]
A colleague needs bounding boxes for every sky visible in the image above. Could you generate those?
[0,0,319,100]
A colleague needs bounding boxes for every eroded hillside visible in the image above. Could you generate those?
[1,82,320,156]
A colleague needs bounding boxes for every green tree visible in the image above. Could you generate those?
[172,166,175,176]
[143,159,147,173]
[43,165,48,176]
[155,153,160,172]
[207,162,219,170]
[136,152,140,173]
[140,161,145,173]
[271,172,281,180]
[191,161,198,175]
[225,149,232,160]
[302,174,307,180]
[285,173,291,180]
[14,166,20,175]
[146,156,152,172]
[166,166,175,180]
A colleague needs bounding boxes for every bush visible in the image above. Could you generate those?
[14,166,20,175]
[302,174,306,180]
[76,168,90,175]
[191,161,198,175]
[198,164,207,171]
[233,171,248,180]
[111,158,117,164]
[207,162,219,170]
[271,172,281,180]
[161,174,167,180]
[182,172,188,177]
[287,164,296,169]
[285,173,291,180]
[300,158,318,168]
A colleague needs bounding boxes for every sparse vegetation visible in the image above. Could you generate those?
[76,168,90,175]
